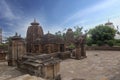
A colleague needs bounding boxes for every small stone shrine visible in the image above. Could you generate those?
[8,33,26,66]
[18,54,61,80]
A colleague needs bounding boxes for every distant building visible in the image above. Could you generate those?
[114,34,120,39]
[105,20,114,29]
[105,20,120,39]
[0,28,2,44]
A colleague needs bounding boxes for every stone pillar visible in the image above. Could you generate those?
[76,47,81,60]
[81,45,87,58]
[48,44,51,54]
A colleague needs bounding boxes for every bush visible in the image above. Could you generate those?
[107,40,115,47]
[116,43,120,46]
[97,41,104,46]
[68,43,75,49]
[114,39,120,46]
[86,37,93,46]
[89,25,116,46]
[115,39,120,43]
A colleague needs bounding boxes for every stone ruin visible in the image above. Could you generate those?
[17,54,61,80]
[74,33,87,59]
[7,19,87,80]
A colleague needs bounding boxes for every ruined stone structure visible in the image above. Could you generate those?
[0,51,6,60]
[26,19,43,52]
[18,54,61,80]
[8,19,87,80]
[74,33,87,59]
[80,33,87,58]
[32,32,65,54]
[65,28,74,46]
[8,20,62,80]
[8,33,26,66]
[74,36,81,59]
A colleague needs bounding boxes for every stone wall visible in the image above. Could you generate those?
[0,53,6,60]
[86,46,120,51]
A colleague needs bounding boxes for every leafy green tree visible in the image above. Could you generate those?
[55,26,83,39]
[86,37,93,46]
[55,31,62,37]
[89,25,116,46]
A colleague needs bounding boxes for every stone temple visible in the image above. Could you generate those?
[65,28,74,46]
[26,19,44,52]
[8,19,87,80]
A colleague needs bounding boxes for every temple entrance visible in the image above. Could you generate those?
[60,44,64,52]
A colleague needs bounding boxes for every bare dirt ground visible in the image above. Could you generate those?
[60,51,120,80]
[0,51,120,80]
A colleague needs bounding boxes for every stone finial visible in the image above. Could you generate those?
[48,31,50,34]
[34,18,36,23]
[15,32,18,36]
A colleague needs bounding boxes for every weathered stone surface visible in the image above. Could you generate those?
[8,33,26,66]
[18,54,61,80]
[26,19,44,52]
[65,28,74,46]
[9,74,45,80]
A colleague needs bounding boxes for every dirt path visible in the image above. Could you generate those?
[0,62,23,80]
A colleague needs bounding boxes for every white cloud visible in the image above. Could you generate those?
[62,0,119,26]
[0,0,18,20]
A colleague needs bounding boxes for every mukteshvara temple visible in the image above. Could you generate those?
[7,19,87,80]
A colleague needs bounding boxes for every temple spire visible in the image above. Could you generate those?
[31,18,39,25]
[15,32,18,36]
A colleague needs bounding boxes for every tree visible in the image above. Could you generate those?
[86,37,93,46]
[74,26,83,38]
[55,31,62,37]
[89,25,116,46]
[55,31,65,39]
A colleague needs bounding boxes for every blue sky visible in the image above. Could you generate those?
[0,0,120,38]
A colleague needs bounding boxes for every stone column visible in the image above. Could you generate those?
[75,45,81,60]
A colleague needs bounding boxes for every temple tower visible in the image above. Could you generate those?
[65,28,74,46]
[26,19,44,52]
